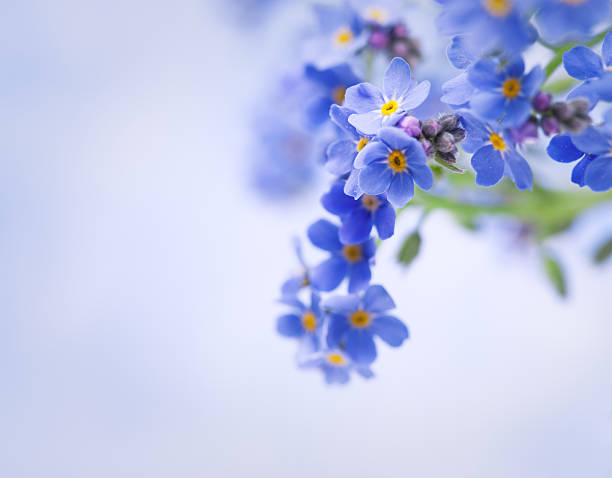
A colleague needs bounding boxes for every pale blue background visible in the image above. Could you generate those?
[1,1,611,477]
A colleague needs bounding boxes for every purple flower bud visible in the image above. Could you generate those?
[532,92,552,112]
[434,132,456,153]
[419,137,432,156]
[541,116,560,136]
[511,118,539,144]
[392,41,408,57]
[421,119,441,138]
[399,115,421,137]
[439,114,459,131]
[369,30,389,50]
[392,23,407,38]
[551,102,572,120]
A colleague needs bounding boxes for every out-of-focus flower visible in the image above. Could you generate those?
[307,219,376,292]
[300,348,374,384]
[281,238,310,298]
[535,0,611,43]
[277,291,323,351]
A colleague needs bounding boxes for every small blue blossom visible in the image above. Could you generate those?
[321,179,396,244]
[277,291,323,353]
[467,57,543,127]
[300,348,374,384]
[350,0,403,27]
[354,126,433,207]
[460,112,533,190]
[322,284,409,365]
[344,57,430,135]
[535,0,611,43]
[307,219,376,292]
[563,31,612,107]
[280,238,310,298]
[304,63,361,127]
[435,0,535,56]
[548,111,612,191]
[325,104,374,176]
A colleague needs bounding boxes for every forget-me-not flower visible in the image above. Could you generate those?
[300,348,374,384]
[277,291,323,353]
[344,57,430,135]
[535,0,611,43]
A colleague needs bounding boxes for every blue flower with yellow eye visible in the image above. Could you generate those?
[321,179,396,244]
[562,31,612,107]
[344,57,430,135]
[435,0,535,56]
[548,111,612,192]
[460,112,533,190]
[322,284,408,366]
[277,291,323,352]
[325,104,374,176]
[299,348,374,384]
[535,0,610,43]
[304,63,361,128]
[354,126,433,208]
[467,57,543,128]
[307,219,376,293]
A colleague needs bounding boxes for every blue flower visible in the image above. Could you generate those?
[535,0,611,43]
[321,179,396,243]
[548,112,612,191]
[280,238,310,298]
[304,63,361,128]
[325,104,374,176]
[300,348,374,384]
[350,0,403,27]
[304,3,367,68]
[563,32,612,107]
[460,112,533,190]
[307,219,376,293]
[467,57,543,127]
[276,291,323,354]
[322,284,409,365]
[435,0,535,56]
[354,126,433,207]
[344,57,430,135]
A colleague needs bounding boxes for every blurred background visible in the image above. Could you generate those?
[1,1,611,476]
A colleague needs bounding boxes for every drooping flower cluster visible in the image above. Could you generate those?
[261,1,612,385]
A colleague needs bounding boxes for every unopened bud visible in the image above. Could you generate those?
[369,30,389,50]
[532,91,552,112]
[421,119,441,138]
[399,115,421,137]
[434,132,456,153]
[540,116,560,136]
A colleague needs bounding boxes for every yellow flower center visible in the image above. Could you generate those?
[342,245,362,263]
[327,353,346,366]
[388,150,406,172]
[334,27,354,45]
[381,99,398,116]
[361,195,380,212]
[332,86,346,105]
[483,0,512,17]
[490,133,506,151]
[502,78,521,99]
[349,310,372,328]
[364,7,387,22]
[357,137,369,152]
[301,311,317,332]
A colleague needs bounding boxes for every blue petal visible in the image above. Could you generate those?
[400,81,431,111]
[307,219,342,251]
[383,57,412,99]
[348,110,383,135]
[522,66,544,97]
[447,35,476,69]
[323,366,350,385]
[321,181,359,216]
[310,291,322,317]
[441,72,475,105]
[345,329,377,365]
[359,162,393,194]
[344,82,384,112]
[378,126,414,151]
[326,313,350,347]
[326,139,357,175]
[603,30,612,68]
[563,46,603,80]
[306,96,333,127]
[322,294,360,313]
[371,315,408,346]
[547,134,583,163]
[309,255,347,291]
[404,136,428,164]
[505,149,533,190]
[281,276,304,297]
[501,97,532,127]
[373,203,396,240]
[468,59,502,89]
[571,126,611,155]
[339,207,373,244]
[363,284,395,313]
[276,314,304,337]
[354,141,389,168]
[330,104,359,138]
[594,72,612,102]
[409,163,434,191]
[567,80,599,109]
[459,111,490,153]
[584,155,612,192]
[344,169,363,198]
[504,56,525,78]
[571,156,592,187]
[386,173,414,207]
[471,145,504,187]
[470,91,505,122]
[347,260,372,293]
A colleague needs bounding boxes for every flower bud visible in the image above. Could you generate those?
[369,30,389,50]
[392,23,407,38]
[399,115,421,137]
[419,137,433,156]
[551,102,572,120]
[439,114,459,130]
[540,115,560,136]
[421,119,441,138]
[532,91,552,112]
[434,132,456,153]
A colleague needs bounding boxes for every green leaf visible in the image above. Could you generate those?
[397,232,421,267]
[434,155,465,174]
[543,253,567,298]
[593,238,612,264]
